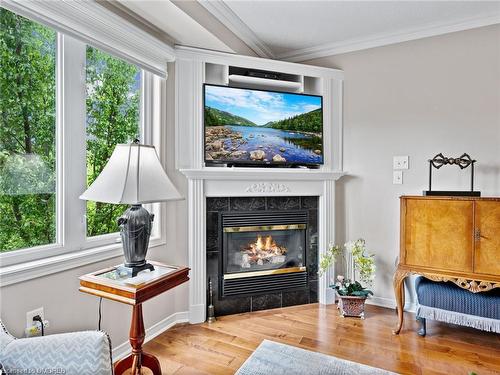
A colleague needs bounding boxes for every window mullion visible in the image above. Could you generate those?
[60,34,87,251]
[148,73,167,242]
[156,74,168,243]
[141,70,153,145]
[141,71,155,235]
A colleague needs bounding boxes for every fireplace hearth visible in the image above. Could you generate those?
[207,196,318,316]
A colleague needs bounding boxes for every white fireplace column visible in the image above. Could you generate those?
[187,178,206,323]
[318,179,337,305]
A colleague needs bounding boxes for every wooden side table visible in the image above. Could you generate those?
[79,261,189,375]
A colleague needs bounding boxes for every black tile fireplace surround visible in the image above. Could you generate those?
[206,196,319,317]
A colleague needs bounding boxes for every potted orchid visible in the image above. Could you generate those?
[319,239,375,318]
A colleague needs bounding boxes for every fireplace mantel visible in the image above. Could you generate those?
[180,168,346,181]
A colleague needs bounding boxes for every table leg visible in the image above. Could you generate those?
[130,304,145,375]
[114,304,162,375]
[142,352,161,374]
[392,268,409,335]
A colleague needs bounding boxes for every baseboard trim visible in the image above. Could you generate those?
[189,303,206,324]
[366,295,416,313]
[112,311,189,361]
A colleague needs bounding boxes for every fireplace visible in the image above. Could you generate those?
[206,196,318,316]
[221,211,308,297]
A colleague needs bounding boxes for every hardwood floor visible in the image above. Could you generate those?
[143,304,500,375]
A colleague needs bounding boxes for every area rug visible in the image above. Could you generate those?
[236,340,397,375]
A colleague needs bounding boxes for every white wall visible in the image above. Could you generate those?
[305,24,500,306]
[0,63,190,348]
[2,24,499,347]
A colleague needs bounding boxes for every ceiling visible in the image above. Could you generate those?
[199,0,500,61]
[117,1,500,62]
[116,0,234,54]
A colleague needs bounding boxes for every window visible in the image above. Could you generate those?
[0,7,164,264]
[85,46,141,237]
[0,9,57,252]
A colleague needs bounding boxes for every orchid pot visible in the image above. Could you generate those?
[334,278,373,319]
[318,239,376,318]
[337,295,367,319]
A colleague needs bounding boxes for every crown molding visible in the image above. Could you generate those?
[198,0,275,59]
[277,13,500,62]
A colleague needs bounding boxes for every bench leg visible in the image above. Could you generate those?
[417,317,426,337]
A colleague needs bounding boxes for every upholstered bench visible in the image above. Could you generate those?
[415,276,500,336]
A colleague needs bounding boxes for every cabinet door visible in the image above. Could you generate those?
[404,199,473,272]
[474,201,500,275]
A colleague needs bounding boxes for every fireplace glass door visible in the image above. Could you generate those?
[223,224,306,275]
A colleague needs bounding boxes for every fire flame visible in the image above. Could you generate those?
[243,235,287,264]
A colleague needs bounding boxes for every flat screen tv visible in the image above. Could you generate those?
[204,84,323,167]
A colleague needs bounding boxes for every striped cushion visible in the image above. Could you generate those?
[0,331,112,375]
[0,321,14,353]
[0,319,112,375]
[415,276,500,320]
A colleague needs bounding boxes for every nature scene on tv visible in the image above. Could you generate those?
[204,85,323,164]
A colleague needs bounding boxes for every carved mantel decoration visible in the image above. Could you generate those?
[245,182,291,193]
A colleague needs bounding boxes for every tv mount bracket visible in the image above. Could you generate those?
[424,153,480,197]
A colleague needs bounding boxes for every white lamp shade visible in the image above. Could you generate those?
[80,143,183,204]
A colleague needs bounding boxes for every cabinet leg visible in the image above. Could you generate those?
[392,268,409,335]
[417,317,427,336]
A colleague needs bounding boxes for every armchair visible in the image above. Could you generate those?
[0,320,113,375]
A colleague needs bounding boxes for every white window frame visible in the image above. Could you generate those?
[0,10,167,284]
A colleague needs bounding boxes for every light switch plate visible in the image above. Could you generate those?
[393,170,403,184]
[393,156,409,170]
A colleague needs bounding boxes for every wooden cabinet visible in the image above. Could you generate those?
[403,198,474,272]
[474,201,500,275]
[393,196,500,334]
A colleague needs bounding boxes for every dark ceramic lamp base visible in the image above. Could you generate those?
[123,262,155,277]
[118,204,156,277]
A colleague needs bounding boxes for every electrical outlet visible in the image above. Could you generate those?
[25,319,49,337]
[26,307,44,330]
[393,155,409,170]
[393,170,403,184]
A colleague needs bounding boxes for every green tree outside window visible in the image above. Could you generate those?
[0,8,142,252]
[85,46,141,237]
[0,9,56,252]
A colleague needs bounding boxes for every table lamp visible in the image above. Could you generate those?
[80,140,183,276]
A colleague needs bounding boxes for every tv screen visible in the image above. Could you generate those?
[204,84,323,166]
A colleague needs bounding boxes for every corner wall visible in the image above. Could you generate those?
[305,24,500,306]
